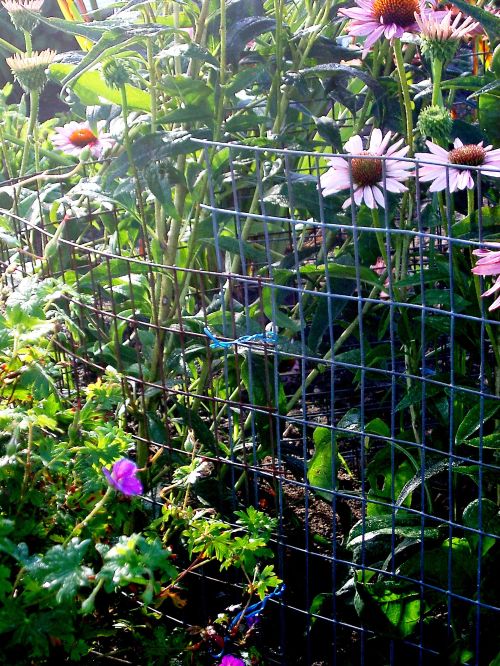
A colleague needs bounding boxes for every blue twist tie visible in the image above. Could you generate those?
[204,327,278,350]
[210,584,286,660]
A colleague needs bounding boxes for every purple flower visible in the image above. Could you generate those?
[102,458,143,496]
[219,656,245,666]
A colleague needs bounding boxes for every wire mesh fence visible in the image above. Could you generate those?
[0,139,499,665]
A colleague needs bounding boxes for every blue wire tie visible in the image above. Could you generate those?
[211,584,286,660]
[204,327,279,350]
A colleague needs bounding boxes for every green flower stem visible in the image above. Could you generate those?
[0,36,21,54]
[393,39,414,154]
[371,207,388,266]
[431,58,444,107]
[64,487,114,545]
[19,91,39,176]
[18,421,34,506]
[23,30,32,55]
[467,187,475,218]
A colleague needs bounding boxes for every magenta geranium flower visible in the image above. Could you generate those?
[103,458,143,496]
[472,247,500,311]
[339,0,442,56]
[219,656,245,666]
[320,129,413,209]
[415,138,500,192]
[51,121,115,159]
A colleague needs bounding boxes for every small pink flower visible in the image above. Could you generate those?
[103,459,143,496]
[320,129,413,209]
[51,121,115,159]
[339,0,445,56]
[472,247,500,311]
[219,657,245,666]
[415,138,500,192]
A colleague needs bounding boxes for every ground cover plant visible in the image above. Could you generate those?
[0,0,499,664]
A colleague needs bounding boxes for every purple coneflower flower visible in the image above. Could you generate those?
[51,121,115,159]
[339,0,442,56]
[472,247,500,312]
[103,458,143,496]
[415,138,500,192]
[320,129,413,210]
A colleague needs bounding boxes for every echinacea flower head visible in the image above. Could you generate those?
[2,0,44,31]
[219,656,245,666]
[415,138,500,192]
[6,49,56,93]
[320,129,413,209]
[51,121,115,159]
[471,247,500,311]
[103,458,143,496]
[339,0,442,56]
[416,11,479,62]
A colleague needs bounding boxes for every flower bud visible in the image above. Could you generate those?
[102,59,130,89]
[417,105,453,143]
[6,49,56,94]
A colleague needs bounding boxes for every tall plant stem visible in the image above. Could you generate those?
[394,39,413,154]
[431,58,444,107]
[64,487,113,545]
[214,0,227,138]
[19,91,39,176]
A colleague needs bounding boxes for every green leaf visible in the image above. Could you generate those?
[173,402,217,453]
[106,131,202,180]
[26,539,93,603]
[479,89,500,146]
[314,116,343,150]
[346,513,441,549]
[299,63,383,96]
[159,75,213,105]
[307,426,338,500]
[455,400,500,444]
[354,580,422,638]
[451,205,500,238]
[226,17,276,65]
[463,498,499,556]
[49,63,151,111]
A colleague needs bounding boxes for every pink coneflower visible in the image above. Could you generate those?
[51,121,115,159]
[339,0,442,56]
[320,129,413,209]
[415,138,500,192]
[472,247,500,311]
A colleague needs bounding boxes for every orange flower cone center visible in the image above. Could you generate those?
[373,0,420,26]
[448,144,486,167]
[351,152,383,186]
[69,127,97,147]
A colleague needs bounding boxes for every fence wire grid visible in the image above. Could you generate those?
[0,139,499,666]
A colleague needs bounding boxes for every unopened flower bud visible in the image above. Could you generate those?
[417,105,452,143]
[102,59,130,89]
